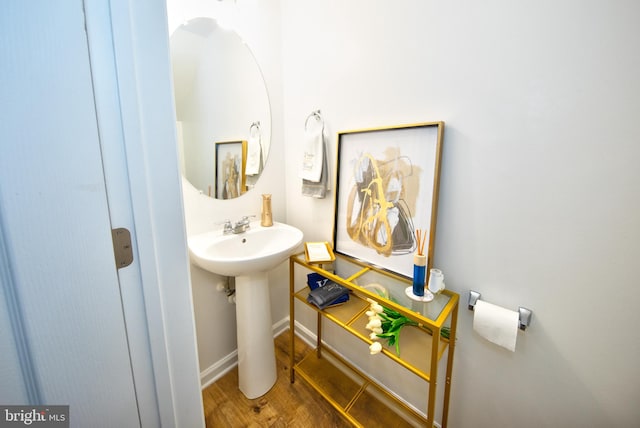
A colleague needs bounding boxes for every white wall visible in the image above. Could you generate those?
[281,1,640,427]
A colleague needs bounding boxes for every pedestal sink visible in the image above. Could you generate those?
[187,221,303,398]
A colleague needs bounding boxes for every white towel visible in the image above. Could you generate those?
[245,136,262,176]
[302,138,328,198]
[299,128,324,182]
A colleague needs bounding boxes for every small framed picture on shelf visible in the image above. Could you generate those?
[304,242,336,264]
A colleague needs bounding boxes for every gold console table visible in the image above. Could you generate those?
[289,252,459,427]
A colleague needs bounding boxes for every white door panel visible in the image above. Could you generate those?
[0,1,140,426]
[0,248,29,405]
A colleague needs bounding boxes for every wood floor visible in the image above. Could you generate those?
[201,330,351,428]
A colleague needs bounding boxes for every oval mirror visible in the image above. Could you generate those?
[170,17,271,199]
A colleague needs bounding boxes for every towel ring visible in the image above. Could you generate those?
[305,110,324,132]
[250,121,261,138]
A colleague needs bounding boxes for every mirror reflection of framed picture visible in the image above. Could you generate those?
[333,122,444,278]
[215,140,248,199]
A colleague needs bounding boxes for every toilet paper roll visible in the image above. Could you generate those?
[473,300,519,352]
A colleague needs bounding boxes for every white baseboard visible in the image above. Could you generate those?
[272,316,290,338]
[200,350,238,389]
[199,316,293,389]
[290,319,314,345]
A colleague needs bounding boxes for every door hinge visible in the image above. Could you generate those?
[111,228,133,269]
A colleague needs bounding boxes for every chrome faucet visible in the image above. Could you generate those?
[223,216,254,235]
[222,220,233,235]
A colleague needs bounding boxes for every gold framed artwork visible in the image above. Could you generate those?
[215,140,247,199]
[333,122,444,278]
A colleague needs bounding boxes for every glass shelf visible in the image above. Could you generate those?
[294,286,448,381]
[292,252,456,328]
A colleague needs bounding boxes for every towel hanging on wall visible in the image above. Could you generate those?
[299,111,324,182]
[300,110,328,198]
[246,121,263,176]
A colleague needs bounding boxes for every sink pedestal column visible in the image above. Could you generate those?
[234,272,277,399]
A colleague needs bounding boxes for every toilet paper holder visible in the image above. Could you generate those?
[467,290,532,331]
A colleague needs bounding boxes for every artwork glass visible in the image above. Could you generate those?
[333,122,444,278]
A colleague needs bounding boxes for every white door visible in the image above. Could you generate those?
[0,1,141,426]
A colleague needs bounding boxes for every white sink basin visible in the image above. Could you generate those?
[188,221,303,277]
